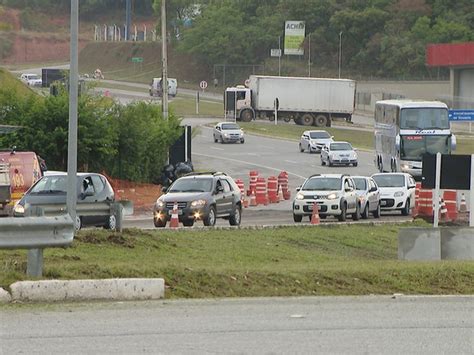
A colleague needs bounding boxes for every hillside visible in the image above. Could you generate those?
[0,67,34,96]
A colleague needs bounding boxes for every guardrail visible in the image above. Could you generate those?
[0,214,74,277]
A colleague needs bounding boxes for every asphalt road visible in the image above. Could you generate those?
[2,296,472,354]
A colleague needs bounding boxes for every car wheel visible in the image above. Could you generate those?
[337,204,347,222]
[361,203,369,219]
[105,214,117,230]
[299,143,304,152]
[321,158,326,166]
[229,205,242,226]
[240,138,245,144]
[352,203,360,220]
[182,220,194,227]
[401,199,410,216]
[353,162,358,167]
[154,217,167,228]
[373,203,381,218]
[214,136,218,143]
[220,137,224,144]
[75,216,82,231]
[328,159,333,167]
[203,206,217,226]
[293,214,303,222]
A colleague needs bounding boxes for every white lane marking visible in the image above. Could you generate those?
[284,160,298,164]
[193,152,306,180]
[210,147,224,151]
[247,153,258,156]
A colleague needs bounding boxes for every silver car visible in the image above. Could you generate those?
[321,141,358,167]
[352,176,381,219]
[299,130,333,153]
[213,122,245,144]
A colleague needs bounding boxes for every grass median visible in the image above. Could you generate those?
[1,222,472,298]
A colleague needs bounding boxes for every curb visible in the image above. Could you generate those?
[9,278,165,303]
[0,287,11,303]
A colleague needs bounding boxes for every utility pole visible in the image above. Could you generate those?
[161,0,169,119]
[67,0,78,227]
[308,33,311,77]
[338,31,343,79]
[278,35,281,76]
[125,0,131,41]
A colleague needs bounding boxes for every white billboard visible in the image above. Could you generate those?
[284,21,305,55]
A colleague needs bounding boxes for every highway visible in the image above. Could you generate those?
[2,296,472,354]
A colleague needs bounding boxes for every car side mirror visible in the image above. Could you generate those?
[408,185,415,189]
[331,136,334,139]
[345,187,352,192]
[296,186,301,192]
[369,187,377,192]
[161,186,168,194]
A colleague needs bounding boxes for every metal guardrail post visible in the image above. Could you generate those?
[27,249,43,277]
[111,202,124,232]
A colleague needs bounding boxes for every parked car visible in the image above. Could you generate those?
[153,172,242,227]
[20,73,42,87]
[320,141,358,167]
[371,173,416,215]
[149,77,178,97]
[213,122,245,144]
[299,130,334,153]
[351,176,381,219]
[292,173,360,222]
[13,172,116,230]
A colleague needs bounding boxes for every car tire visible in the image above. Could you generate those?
[293,214,303,222]
[337,204,347,222]
[328,159,333,167]
[105,214,117,230]
[214,136,218,143]
[154,217,167,228]
[373,203,381,218]
[240,138,245,144]
[203,206,217,226]
[75,216,82,231]
[321,158,326,166]
[352,203,360,220]
[299,143,304,152]
[229,205,242,226]
[401,199,410,216]
[361,203,369,219]
[220,137,224,144]
[353,162,358,167]
[182,220,194,227]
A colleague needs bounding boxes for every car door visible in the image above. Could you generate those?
[214,125,221,141]
[78,175,103,226]
[302,134,310,150]
[221,178,235,214]
[214,179,227,215]
[367,178,380,211]
[344,178,357,212]
[407,175,416,203]
[321,145,329,163]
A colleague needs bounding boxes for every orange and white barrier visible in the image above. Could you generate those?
[443,190,457,221]
[267,176,279,203]
[255,177,268,205]
[247,171,258,196]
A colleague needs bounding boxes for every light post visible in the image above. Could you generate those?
[308,33,311,77]
[161,0,168,120]
[338,31,342,79]
[278,35,281,76]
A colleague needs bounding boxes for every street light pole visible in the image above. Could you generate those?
[338,31,342,79]
[308,33,311,77]
[67,0,78,226]
[278,35,281,76]
[161,0,169,120]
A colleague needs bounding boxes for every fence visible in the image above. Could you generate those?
[94,24,158,42]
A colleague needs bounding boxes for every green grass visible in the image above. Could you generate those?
[1,223,473,298]
[456,136,474,155]
[0,68,35,97]
[240,122,375,150]
[170,97,223,118]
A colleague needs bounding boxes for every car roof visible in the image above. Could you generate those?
[42,172,103,177]
[308,174,350,179]
[217,122,239,125]
[330,141,351,144]
[303,130,329,134]
[351,176,370,179]
[371,172,409,177]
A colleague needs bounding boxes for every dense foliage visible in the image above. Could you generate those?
[0,86,182,182]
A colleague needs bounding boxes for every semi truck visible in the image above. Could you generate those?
[224,75,356,127]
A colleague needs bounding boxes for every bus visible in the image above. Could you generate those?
[374,100,456,177]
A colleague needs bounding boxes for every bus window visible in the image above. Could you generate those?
[400,108,449,130]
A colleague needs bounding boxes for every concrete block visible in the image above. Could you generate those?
[398,228,441,260]
[0,287,11,303]
[441,228,474,260]
[10,278,165,302]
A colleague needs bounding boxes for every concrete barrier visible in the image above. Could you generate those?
[398,227,473,260]
[10,278,165,302]
[0,287,11,303]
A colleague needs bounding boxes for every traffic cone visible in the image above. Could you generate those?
[169,201,179,228]
[411,199,419,218]
[249,190,257,207]
[439,198,449,223]
[459,193,467,212]
[310,202,320,225]
[277,184,284,202]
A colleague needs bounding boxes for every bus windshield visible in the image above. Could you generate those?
[400,135,451,161]
[400,108,449,130]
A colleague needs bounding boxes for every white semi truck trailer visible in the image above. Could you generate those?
[224,75,356,127]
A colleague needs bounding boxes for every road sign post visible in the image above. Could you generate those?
[274,98,279,126]
[200,80,208,92]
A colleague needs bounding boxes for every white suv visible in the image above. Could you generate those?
[293,174,360,222]
[20,73,42,87]
[371,173,416,215]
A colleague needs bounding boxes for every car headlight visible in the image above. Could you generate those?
[327,193,339,200]
[155,200,165,208]
[190,199,206,208]
[223,133,229,137]
[14,203,25,215]
[295,193,304,200]
[394,191,404,197]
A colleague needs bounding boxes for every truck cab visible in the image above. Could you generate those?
[225,86,254,122]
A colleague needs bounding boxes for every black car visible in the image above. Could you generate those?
[153,172,242,227]
[13,172,116,230]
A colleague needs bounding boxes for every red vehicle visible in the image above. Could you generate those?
[0,151,44,216]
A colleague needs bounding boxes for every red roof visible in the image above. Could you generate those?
[426,42,474,67]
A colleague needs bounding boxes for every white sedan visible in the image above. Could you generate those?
[320,141,358,167]
[20,73,42,87]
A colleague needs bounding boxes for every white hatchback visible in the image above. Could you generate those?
[321,141,358,167]
[371,173,416,215]
[299,130,333,153]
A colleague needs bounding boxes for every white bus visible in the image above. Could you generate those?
[374,100,456,177]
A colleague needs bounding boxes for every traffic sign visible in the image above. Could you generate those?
[200,80,208,90]
[131,57,143,63]
[448,109,474,121]
[271,49,282,57]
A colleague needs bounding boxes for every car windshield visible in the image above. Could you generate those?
[168,178,213,193]
[330,143,352,151]
[27,74,40,80]
[372,175,405,188]
[29,176,67,194]
[310,131,330,139]
[221,124,240,130]
[352,178,367,191]
[302,177,341,191]
[400,108,449,129]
